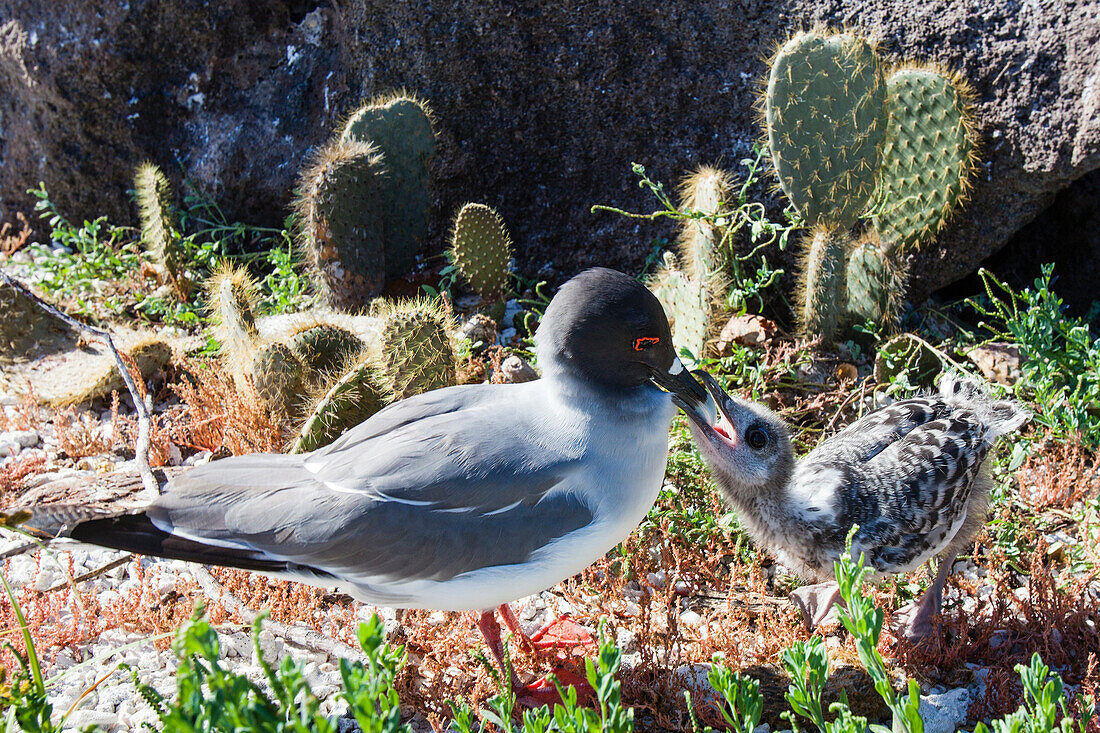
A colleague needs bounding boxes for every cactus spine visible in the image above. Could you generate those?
[873,65,977,250]
[295,139,387,310]
[291,358,388,453]
[372,300,456,400]
[765,30,889,230]
[449,203,513,302]
[341,93,436,280]
[134,162,189,298]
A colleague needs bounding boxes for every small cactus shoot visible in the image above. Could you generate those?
[449,203,513,301]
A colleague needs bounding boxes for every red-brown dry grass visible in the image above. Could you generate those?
[0,213,32,256]
[170,357,283,456]
[1016,435,1098,510]
[52,407,111,460]
[0,390,42,433]
[895,536,1100,722]
[0,454,46,504]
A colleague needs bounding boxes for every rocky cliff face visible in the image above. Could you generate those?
[1,0,1097,302]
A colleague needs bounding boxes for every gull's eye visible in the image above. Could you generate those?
[633,336,661,351]
[746,426,768,451]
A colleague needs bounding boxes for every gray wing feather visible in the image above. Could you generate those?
[150,384,594,583]
[801,397,993,572]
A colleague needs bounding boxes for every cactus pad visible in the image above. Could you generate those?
[295,139,387,310]
[449,203,513,301]
[845,231,906,327]
[873,66,976,250]
[341,94,436,279]
[374,301,456,400]
[796,227,848,340]
[649,259,709,363]
[289,323,365,376]
[766,30,888,228]
[250,342,306,415]
[292,358,388,453]
[134,162,188,296]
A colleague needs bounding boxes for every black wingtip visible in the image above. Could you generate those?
[67,513,294,574]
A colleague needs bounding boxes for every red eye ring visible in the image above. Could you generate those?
[633,336,660,351]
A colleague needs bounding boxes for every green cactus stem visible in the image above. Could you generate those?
[449,203,513,302]
[294,139,387,310]
[341,93,436,279]
[796,227,848,340]
[134,162,189,298]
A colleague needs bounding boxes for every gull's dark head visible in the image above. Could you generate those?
[535,267,713,419]
[683,370,795,500]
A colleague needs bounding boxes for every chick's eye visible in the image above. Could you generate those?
[746,427,768,450]
[633,336,660,351]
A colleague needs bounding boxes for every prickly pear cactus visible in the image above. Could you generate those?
[449,203,513,301]
[295,139,387,310]
[205,264,261,375]
[373,301,456,400]
[765,30,889,228]
[649,255,709,362]
[676,166,731,290]
[134,162,188,296]
[845,230,906,326]
[250,342,306,415]
[873,65,977,250]
[796,228,847,339]
[341,94,436,279]
[291,358,388,453]
[289,323,365,377]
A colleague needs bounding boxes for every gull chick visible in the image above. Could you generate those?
[683,371,1029,640]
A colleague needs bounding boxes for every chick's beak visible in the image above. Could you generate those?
[650,358,717,426]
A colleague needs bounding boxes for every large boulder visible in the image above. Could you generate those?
[1,0,1096,302]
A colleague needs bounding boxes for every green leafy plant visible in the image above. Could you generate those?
[974,653,1095,733]
[969,265,1100,446]
[130,610,411,733]
[781,636,829,731]
[833,526,924,733]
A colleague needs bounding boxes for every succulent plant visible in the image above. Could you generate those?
[873,65,977,250]
[449,203,513,301]
[372,300,456,400]
[287,322,365,377]
[49,335,173,407]
[291,357,388,453]
[294,139,387,310]
[249,342,307,416]
[649,254,710,362]
[765,29,889,230]
[676,166,731,292]
[845,230,906,326]
[795,228,847,339]
[205,263,261,377]
[341,93,436,280]
[134,162,189,297]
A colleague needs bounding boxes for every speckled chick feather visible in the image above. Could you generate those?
[684,371,1030,638]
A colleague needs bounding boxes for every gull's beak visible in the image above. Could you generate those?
[650,358,717,426]
[678,370,735,438]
